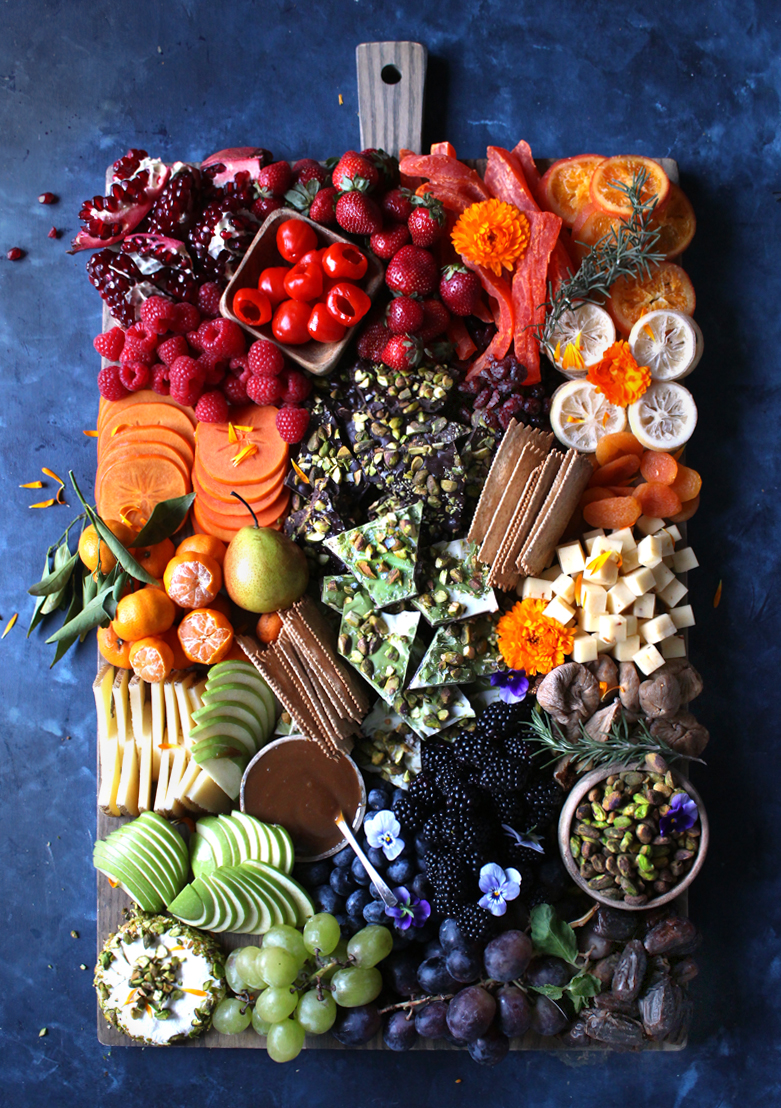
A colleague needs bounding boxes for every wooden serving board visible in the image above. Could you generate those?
[96,41,686,1049]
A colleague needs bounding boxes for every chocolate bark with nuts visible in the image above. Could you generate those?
[413,538,497,626]
[325,503,422,608]
[408,611,501,688]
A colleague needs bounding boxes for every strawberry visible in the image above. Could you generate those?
[360,148,399,189]
[356,320,391,362]
[335,192,383,236]
[381,334,422,372]
[258,161,293,197]
[385,245,438,297]
[369,223,410,260]
[292,159,328,186]
[418,298,451,342]
[380,187,414,224]
[252,190,284,220]
[308,185,339,225]
[408,197,445,247]
[439,264,482,316]
[386,296,425,336]
[332,150,380,193]
[275,405,310,443]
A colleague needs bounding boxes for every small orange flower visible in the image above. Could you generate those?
[451,199,531,276]
[496,598,575,677]
[587,341,651,407]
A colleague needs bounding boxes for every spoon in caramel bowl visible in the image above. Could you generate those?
[335,811,398,908]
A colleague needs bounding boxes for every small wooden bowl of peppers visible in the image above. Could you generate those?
[220,208,384,376]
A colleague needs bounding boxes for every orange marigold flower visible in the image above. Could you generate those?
[586,340,651,407]
[496,598,575,677]
[451,199,531,277]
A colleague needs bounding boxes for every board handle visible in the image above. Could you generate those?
[356,41,427,156]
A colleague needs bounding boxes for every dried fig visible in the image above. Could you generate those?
[536,663,600,728]
[619,661,641,714]
[638,672,682,718]
[584,701,623,742]
[658,659,703,703]
[649,711,710,757]
[586,656,619,700]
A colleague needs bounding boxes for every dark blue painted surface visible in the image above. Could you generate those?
[1,2,778,1105]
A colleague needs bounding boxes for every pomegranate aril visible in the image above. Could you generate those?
[38,192,58,204]
[47,227,59,239]
[7,248,24,261]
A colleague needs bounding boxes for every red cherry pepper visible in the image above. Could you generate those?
[322,242,368,281]
[232,287,272,327]
[258,266,290,306]
[307,302,348,344]
[276,218,318,263]
[299,247,326,268]
[284,260,323,302]
[272,299,312,345]
[325,281,372,327]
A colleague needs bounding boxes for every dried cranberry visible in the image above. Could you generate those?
[473,388,491,409]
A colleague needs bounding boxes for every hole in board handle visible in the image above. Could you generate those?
[381,64,402,85]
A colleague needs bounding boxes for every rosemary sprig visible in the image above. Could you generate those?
[523,704,704,772]
[540,169,666,358]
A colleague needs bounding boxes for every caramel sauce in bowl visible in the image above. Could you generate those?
[240,736,366,862]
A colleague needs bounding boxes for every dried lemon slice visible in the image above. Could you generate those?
[628,381,698,451]
[628,309,703,382]
[549,379,627,453]
[548,303,616,378]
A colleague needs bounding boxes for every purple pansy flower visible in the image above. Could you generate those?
[364,810,405,861]
[478,862,522,917]
[490,668,529,703]
[659,792,699,836]
[385,887,431,931]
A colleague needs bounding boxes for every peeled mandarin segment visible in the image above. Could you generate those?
[669,493,700,524]
[580,487,613,507]
[589,155,670,218]
[163,553,223,610]
[650,183,696,259]
[539,154,607,226]
[97,394,197,436]
[588,454,641,488]
[669,464,702,503]
[582,496,642,530]
[129,637,175,683]
[639,451,678,485]
[99,425,195,470]
[96,455,189,530]
[177,608,234,665]
[608,262,696,337]
[594,431,644,467]
[632,481,683,519]
[194,405,288,487]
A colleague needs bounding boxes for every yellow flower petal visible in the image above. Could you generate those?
[228,422,238,444]
[231,443,258,467]
[452,199,531,277]
[82,430,98,438]
[29,499,57,509]
[19,481,43,489]
[290,458,310,484]
[2,613,18,638]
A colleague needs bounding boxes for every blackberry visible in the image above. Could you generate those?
[421,741,455,776]
[460,845,488,876]
[504,840,544,869]
[456,903,498,944]
[504,734,537,765]
[407,772,442,817]
[392,792,424,834]
[474,701,527,744]
[422,813,452,849]
[453,730,496,768]
[524,780,564,827]
[432,763,461,795]
[445,783,485,821]
[490,792,527,828]
[429,857,471,917]
[433,886,468,919]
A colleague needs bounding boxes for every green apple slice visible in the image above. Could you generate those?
[93,844,164,913]
[208,664,276,734]
[235,867,288,929]
[231,812,266,862]
[202,872,239,932]
[238,862,298,927]
[267,825,295,875]
[197,815,234,867]
[130,814,189,887]
[219,868,273,934]
[193,700,265,740]
[191,876,222,931]
[196,755,246,801]
[217,813,251,865]
[200,683,269,730]
[191,716,257,758]
[113,830,178,906]
[210,869,254,934]
[189,832,218,881]
[166,882,206,927]
[244,861,315,926]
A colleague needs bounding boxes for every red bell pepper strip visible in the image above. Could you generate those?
[511,210,562,383]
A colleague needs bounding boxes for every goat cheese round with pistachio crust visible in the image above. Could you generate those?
[94,913,226,1045]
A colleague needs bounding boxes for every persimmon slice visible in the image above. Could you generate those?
[582,497,642,530]
[99,408,196,453]
[96,454,190,529]
[97,443,190,491]
[650,184,696,259]
[195,404,288,486]
[192,496,287,543]
[192,470,286,519]
[194,486,290,533]
[192,455,285,501]
[595,431,644,466]
[639,451,678,485]
[589,454,641,488]
[632,481,683,519]
[589,156,670,217]
[99,424,195,470]
[609,263,696,336]
[669,464,702,503]
[539,154,607,227]
[97,390,197,434]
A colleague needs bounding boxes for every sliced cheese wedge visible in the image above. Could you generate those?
[136,706,154,814]
[116,738,140,817]
[176,759,206,813]
[163,745,189,819]
[98,736,122,817]
[112,668,131,751]
[184,768,232,814]
[153,745,171,816]
[163,673,182,748]
[150,680,166,780]
[174,672,199,749]
[129,676,146,749]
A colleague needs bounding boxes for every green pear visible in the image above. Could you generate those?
[223,494,309,613]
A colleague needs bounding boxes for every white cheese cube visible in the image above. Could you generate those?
[672,547,699,573]
[552,574,576,603]
[619,547,641,573]
[592,535,625,558]
[661,524,682,543]
[633,642,665,675]
[521,576,555,601]
[583,529,606,554]
[658,578,689,609]
[624,566,656,597]
[577,609,602,633]
[583,555,620,588]
[661,635,687,659]
[581,582,607,615]
[651,563,676,593]
[599,614,628,644]
[670,604,695,630]
[663,554,677,569]
[624,615,638,636]
[571,633,598,663]
[612,635,642,662]
[652,529,675,557]
[556,541,586,576]
[540,565,563,581]
[637,534,664,568]
[637,515,665,536]
[594,636,615,654]
[632,593,656,619]
[609,526,637,552]
[607,579,635,614]
[640,613,678,644]
[543,596,576,626]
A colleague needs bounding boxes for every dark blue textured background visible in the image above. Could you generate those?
[1,2,778,1105]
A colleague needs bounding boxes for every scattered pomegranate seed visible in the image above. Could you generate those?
[48,227,59,239]
[7,248,24,261]
[38,192,58,205]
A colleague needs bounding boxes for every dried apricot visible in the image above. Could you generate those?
[582,497,642,530]
[640,451,678,485]
[633,482,683,519]
[607,485,639,497]
[595,431,643,467]
[670,465,702,503]
[589,454,641,488]
[669,493,700,523]
[581,487,613,507]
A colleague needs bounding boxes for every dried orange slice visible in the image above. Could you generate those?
[589,156,670,218]
[539,154,606,227]
[608,263,696,336]
[129,636,175,682]
[177,608,234,665]
[650,183,696,259]
[163,552,223,610]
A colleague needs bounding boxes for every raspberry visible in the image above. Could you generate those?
[197,350,228,386]
[93,327,126,361]
[356,320,391,362]
[279,368,312,404]
[248,339,285,377]
[196,317,246,359]
[246,374,283,405]
[150,363,171,395]
[221,372,250,406]
[186,329,204,352]
[119,362,151,391]
[157,334,190,366]
[275,405,310,443]
[97,364,129,401]
[169,355,206,407]
[194,390,229,423]
[229,355,249,376]
[197,282,222,318]
[120,335,157,366]
[140,295,176,335]
[169,301,201,334]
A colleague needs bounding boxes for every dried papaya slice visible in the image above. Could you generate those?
[632,481,683,519]
[669,464,702,503]
[669,493,700,523]
[595,431,644,467]
[582,497,642,530]
[639,451,678,485]
[589,454,641,488]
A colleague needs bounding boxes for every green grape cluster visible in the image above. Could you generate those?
[210,914,393,1062]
